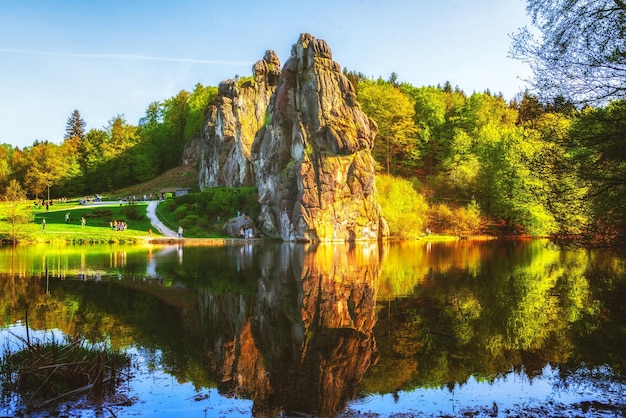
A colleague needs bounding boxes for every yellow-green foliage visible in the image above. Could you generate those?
[430,200,482,236]
[376,174,428,239]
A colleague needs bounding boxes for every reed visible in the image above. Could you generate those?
[0,331,131,411]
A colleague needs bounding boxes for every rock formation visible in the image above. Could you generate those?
[182,34,386,241]
[181,50,281,188]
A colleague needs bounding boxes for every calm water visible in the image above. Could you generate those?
[0,240,624,417]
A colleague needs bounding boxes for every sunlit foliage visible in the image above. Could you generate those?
[376,174,428,239]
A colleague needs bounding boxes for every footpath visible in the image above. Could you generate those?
[146,201,178,238]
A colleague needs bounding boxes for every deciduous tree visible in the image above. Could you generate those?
[357,79,418,174]
[0,179,33,244]
[511,0,626,104]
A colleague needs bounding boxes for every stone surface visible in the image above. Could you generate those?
[181,50,281,188]
[182,34,386,241]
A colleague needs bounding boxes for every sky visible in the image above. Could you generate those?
[0,0,534,149]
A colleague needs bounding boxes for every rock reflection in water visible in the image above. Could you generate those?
[198,242,379,417]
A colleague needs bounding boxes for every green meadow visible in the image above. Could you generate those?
[29,201,157,244]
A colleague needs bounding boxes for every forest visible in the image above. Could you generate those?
[0,79,623,243]
[1,0,625,244]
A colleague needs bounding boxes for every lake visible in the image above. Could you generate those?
[0,239,624,417]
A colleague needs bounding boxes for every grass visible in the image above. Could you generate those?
[29,201,158,244]
[1,332,131,411]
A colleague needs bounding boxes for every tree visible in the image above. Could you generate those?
[22,142,67,200]
[0,143,14,194]
[357,79,418,174]
[0,179,33,244]
[511,0,626,104]
[401,84,465,173]
[64,109,87,150]
[570,100,626,239]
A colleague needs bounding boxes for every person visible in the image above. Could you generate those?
[42,218,46,231]
[65,212,70,223]
[81,216,86,228]
[148,228,152,237]
[178,226,183,238]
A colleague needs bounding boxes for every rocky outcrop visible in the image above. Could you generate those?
[253,34,383,241]
[182,34,386,241]
[181,50,281,188]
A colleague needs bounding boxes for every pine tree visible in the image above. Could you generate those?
[64,109,86,149]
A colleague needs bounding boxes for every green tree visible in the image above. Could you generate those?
[184,83,218,140]
[0,143,14,194]
[401,84,465,173]
[376,174,429,239]
[570,100,626,239]
[357,79,418,174]
[445,92,559,235]
[530,112,590,235]
[160,90,190,170]
[22,142,68,200]
[0,179,33,244]
[64,109,87,151]
[79,129,110,192]
[511,0,626,104]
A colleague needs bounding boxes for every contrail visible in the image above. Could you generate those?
[0,48,251,66]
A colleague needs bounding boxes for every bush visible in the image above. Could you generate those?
[376,174,429,239]
[430,203,454,233]
[120,205,143,221]
[173,205,189,221]
[178,218,195,229]
[196,187,260,219]
[165,199,177,212]
[174,194,195,205]
[429,200,482,236]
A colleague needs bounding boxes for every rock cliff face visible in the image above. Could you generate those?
[182,34,386,241]
[181,50,281,188]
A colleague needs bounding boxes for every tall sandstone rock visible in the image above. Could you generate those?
[182,33,387,241]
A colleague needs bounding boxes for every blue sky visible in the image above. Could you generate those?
[0,0,533,149]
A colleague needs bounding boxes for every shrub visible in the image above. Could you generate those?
[174,194,195,205]
[178,218,195,229]
[376,174,429,239]
[166,199,177,212]
[196,187,259,219]
[174,205,188,221]
[429,200,483,236]
[120,205,143,221]
[453,200,482,236]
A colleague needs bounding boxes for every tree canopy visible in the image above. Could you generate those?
[511,0,626,104]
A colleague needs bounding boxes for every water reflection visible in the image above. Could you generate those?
[0,240,625,416]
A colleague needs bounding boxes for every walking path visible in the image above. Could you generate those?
[146,201,178,238]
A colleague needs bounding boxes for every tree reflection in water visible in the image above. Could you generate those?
[0,240,625,416]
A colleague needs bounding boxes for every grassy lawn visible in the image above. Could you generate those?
[28,201,157,244]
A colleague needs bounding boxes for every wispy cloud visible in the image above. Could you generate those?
[0,48,250,66]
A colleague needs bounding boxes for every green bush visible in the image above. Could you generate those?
[453,200,482,236]
[376,174,429,239]
[178,218,195,229]
[166,199,177,212]
[174,205,189,221]
[430,203,454,233]
[174,194,195,205]
[196,187,259,219]
[120,205,144,221]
